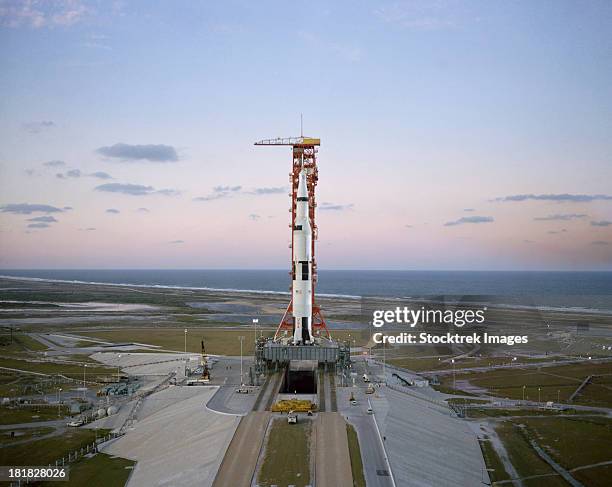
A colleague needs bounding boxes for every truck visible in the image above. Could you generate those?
[363,374,370,383]
[287,411,298,424]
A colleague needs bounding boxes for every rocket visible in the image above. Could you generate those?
[292,167,313,344]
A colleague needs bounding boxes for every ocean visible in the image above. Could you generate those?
[1,269,611,314]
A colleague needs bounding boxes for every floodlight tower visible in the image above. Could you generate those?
[254,134,331,342]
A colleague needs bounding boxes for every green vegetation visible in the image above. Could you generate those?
[478,438,510,483]
[435,361,612,407]
[258,418,311,487]
[495,421,562,482]
[346,423,366,487]
[0,356,115,380]
[0,333,49,353]
[0,426,54,446]
[0,406,71,425]
[520,416,612,471]
[67,453,135,487]
[0,428,111,466]
[466,407,588,418]
[492,416,612,487]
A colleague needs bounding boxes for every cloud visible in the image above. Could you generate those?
[96,143,178,162]
[95,183,179,196]
[534,214,588,221]
[495,194,612,203]
[591,241,610,246]
[105,208,120,214]
[78,227,96,231]
[591,220,612,227]
[375,2,458,31]
[214,185,242,193]
[137,207,150,213]
[169,240,184,244]
[547,229,568,234]
[67,169,81,177]
[248,214,260,221]
[319,202,354,211]
[90,171,112,179]
[196,184,287,202]
[251,187,286,195]
[193,193,228,202]
[22,120,55,134]
[43,160,65,167]
[1,0,89,28]
[405,224,413,228]
[27,216,58,223]
[0,203,64,214]
[523,240,535,244]
[463,208,475,212]
[444,216,494,227]
[27,223,50,229]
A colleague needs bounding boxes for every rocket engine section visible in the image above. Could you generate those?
[292,168,313,344]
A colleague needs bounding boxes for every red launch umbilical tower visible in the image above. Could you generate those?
[254,136,331,342]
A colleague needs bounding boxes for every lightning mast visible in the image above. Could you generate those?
[254,135,331,342]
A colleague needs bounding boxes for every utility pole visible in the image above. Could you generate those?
[239,336,244,385]
[184,329,187,354]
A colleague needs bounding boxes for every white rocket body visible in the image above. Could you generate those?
[292,168,313,344]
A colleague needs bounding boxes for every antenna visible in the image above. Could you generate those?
[300,113,303,137]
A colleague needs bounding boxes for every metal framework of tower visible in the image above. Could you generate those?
[254,136,331,342]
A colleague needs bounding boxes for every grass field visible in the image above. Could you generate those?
[0,428,110,466]
[0,333,49,355]
[67,453,135,487]
[478,437,510,483]
[492,416,612,487]
[495,421,564,484]
[346,423,366,487]
[436,361,612,407]
[0,426,54,446]
[78,328,367,355]
[258,418,311,487]
[0,356,116,380]
[388,355,561,373]
[0,406,71,425]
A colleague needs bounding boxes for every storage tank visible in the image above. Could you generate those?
[96,408,106,419]
[107,405,118,416]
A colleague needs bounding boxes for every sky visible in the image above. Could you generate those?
[0,0,611,271]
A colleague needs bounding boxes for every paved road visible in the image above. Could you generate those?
[212,411,271,487]
[315,412,354,487]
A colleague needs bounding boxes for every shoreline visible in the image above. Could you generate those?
[1,274,612,317]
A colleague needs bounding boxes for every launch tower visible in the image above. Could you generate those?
[254,136,331,343]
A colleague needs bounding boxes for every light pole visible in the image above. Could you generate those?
[557,389,560,403]
[184,329,187,354]
[57,388,62,417]
[523,385,526,402]
[452,359,456,390]
[538,387,541,403]
[239,336,244,385]
[83,364,87,388]
[117,354,122,382]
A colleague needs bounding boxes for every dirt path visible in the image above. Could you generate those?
[212,411,270,487]
[314,412,353,487]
